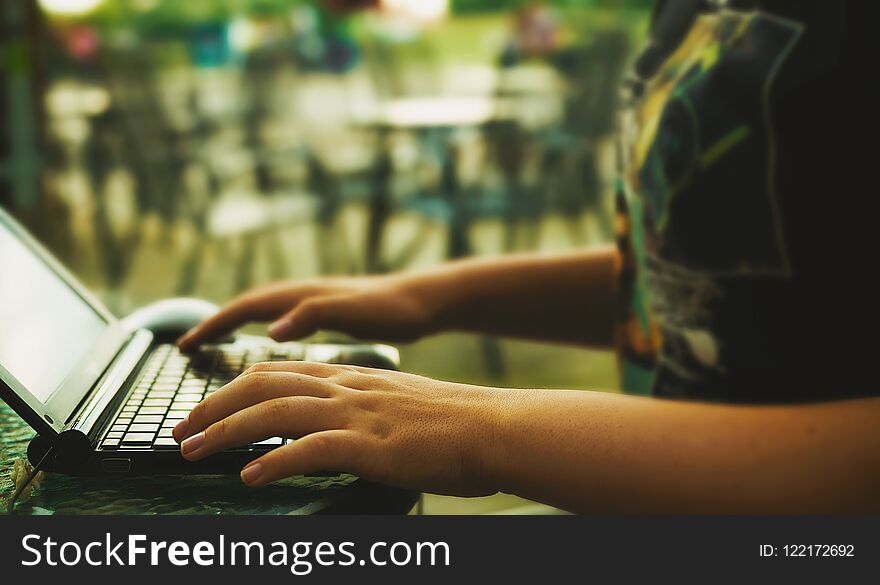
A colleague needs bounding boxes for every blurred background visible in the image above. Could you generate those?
[1,0,651,513]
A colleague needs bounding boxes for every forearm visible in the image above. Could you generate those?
[402,247,620,348]
[486,390,880,514]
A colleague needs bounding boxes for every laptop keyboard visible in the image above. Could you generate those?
[100,343,303,451]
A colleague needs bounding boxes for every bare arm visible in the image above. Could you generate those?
[410,246,619,348]
[493,390,880,514]
[178,247,619,350]
[171,361,880,514]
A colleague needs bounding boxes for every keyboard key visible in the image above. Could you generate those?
[110,424,129,433]
[180,381,206,390]
[133,415,163,424]
[129,423,160,433]
[147,390,175,399]
[158,428,175,437]
[143,398,171,407]
[153,438,180,448]
[106,431,124,439]
[164,410,190,420]
[175,393,203,402]
[247,348,272,361]
[102,439,120,449]
[138,407,167,415]
[121,433,155,445]
[253,437,283,446]
[151,382,180,392]
[170,401,200,411]
[280,345,306,360]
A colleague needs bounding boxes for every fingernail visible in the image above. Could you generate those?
[180,431,205,455]
[241,462,263,485]
[173,414,189,442]
[268,319,290,338]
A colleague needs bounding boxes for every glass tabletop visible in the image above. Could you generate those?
[0,402,359,515]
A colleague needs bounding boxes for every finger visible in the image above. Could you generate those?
[173,370,338,442]
[268,295,375,341]
[180,397,345,460]
[247,360,422,391]
[245,360,377,378]
[177,284,312,351]
[245,361,399,395]
[240,430,362,486]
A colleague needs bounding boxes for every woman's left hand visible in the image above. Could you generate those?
[172,362,513,496]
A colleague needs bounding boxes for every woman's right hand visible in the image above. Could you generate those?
[176,274,441,351]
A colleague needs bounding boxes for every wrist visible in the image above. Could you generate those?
[471,387,529,495]
[394,266,469,335]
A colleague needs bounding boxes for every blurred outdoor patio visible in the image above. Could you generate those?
[1,0,651,513]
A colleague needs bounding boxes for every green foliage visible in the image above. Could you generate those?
[451,0,656,14]
[82,0,306,27]
[60,0,654,32]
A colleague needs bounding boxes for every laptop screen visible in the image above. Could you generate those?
[0,225,108,403]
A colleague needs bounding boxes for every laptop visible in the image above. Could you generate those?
[0,207,398,475]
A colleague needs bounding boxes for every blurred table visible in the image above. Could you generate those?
[352,96,517,130]
[0,402,418,515]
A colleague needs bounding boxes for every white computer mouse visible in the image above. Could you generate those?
[122,297,220,338]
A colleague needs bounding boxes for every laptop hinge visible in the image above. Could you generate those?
[65,329,153,441]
